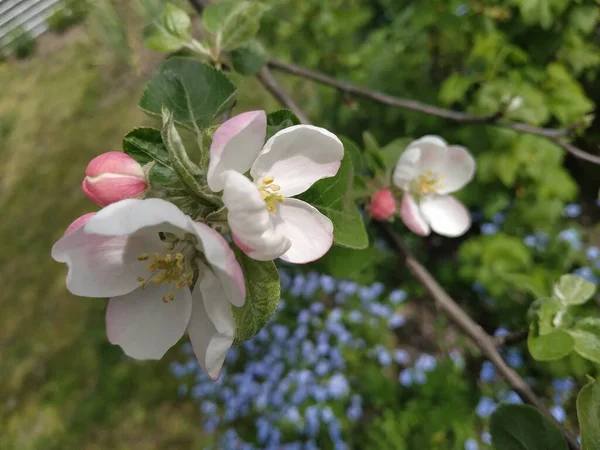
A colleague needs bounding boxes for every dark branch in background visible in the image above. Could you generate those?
[268,59,600,166]
[256,67,311,124]
[251,66,581,450]
[188,0,209,13]
[494,329,529,347]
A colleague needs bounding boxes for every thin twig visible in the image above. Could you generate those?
[256,67,311,124]
[268,59,600,166]
[494,329,529,347]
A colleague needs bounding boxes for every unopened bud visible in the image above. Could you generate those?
[370,189,396,221]
[65,212,96,235]
[82,152,148,206]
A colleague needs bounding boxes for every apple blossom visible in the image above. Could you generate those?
[82,152,148,207]
[207,111,344,264]
[369,189,396,221]
[51,198,245,379]
[65,212,97,235]
[393,135,475,237]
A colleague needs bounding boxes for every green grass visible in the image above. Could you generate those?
[0,35,203,450]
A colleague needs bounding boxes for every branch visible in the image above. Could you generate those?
[268,59,600,166]
[257,68,580,450]
[256,67,311,124]
[494,329,529,347]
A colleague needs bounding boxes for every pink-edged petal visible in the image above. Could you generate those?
[400,193,430,236]
[406,135,449,173]
[222,170,291,261]
[84,198,191,238]
[434,146,476,194]
[188,269,235,380]
[51,226,160,297]
[65,212,97,235]
[419,195,471,237]
[250,125,344,197]
[106,284,192,360]
[207,111,267,192]
[189,222,246,307]
[393,147,421,190]
[276,198,333,264]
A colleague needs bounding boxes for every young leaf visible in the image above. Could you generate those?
[298,152,369,249]
[145,3,191,53]
[203,1,237,33]
[218,2,270,52]
[577,378,600,450]
[139,57,237,131]
[568,318,600,364]
[553,274,596,306]
[231,248,280,345]
[266,109,300,139]
[231,40,268,75]
[123,127,178,185]
[490,404,568,450]
[528,319,574,361]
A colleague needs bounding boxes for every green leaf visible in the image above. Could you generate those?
[380,138,412,173]
[535,298,566,335]
[314,245,377,281]
[231,40,268,75]
[298,152,368,250]
[123,127,178,185]
[490,404,568,450]
[568,318,600,364]
[553,274,596,306]
[577,378,600,450]
[203,1,237,34]
[144,3,191,53]
[528,319,574,361]
[139,57,237,131]
[218,2,269,52]
[266,109,300,139]
[231,248,280,345]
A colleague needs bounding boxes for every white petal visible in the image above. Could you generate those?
[250,125,344,197]
[420,195,471,237]
[188,269,235,380]
[399,193,430,236]
[84,198,191,239]
[189,222,246,307]
[434,145,476,194]
[276,198,334,264]
[51,226,161,297]
[393,147,421,190]
[222,170,291,261]
[207,111,267,192]
[106,284,192,360]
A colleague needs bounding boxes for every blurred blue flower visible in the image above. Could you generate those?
[506,348,523,368]
[328,373,350,399]
[524,235,537,247]
[399,369,413,386]
[388,314,406,329]
[476,397,497,418]
[389,289,407,304]
[564,203,582,218]
[465,438,479,450]
[481,431,491,444]
[310,302,325,314]
[551,405,567,423]
[574,266,599,284]
[588,246,600,261]
[481,223,499,235]
[376,347,392,367]
[415,354,436,372]
[479,361,495,383]
[320,275,336,293]
[394,349,410,365]
[456,4,468,16]
[558,229,582,249]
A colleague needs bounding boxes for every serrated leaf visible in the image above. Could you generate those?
[231,248,280,345]
[231,40,268,75]
[123,127,178,185]
[139,57,237,131]
[298,153,368,249]
[144,3,191,53]
[577,378,600,450]
[266,109,300,139]
[553,274,596,306]
[528,319,574,361]
[490,404,568,450]
[567,318,600,364]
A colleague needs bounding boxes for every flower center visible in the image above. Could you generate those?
[258,176,285,213]
[136,251,194,303]
[412,170,444,197]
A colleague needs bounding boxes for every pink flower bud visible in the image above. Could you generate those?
[82,152,147,206]
[370,189,396,221]
[65,212,96,235]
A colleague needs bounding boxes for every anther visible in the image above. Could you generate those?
[263,176,274,185]
[137,254,149,261]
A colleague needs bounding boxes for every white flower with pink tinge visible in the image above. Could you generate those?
[393,136,476,237]
[207,111,344,263]
[51,198,245,379]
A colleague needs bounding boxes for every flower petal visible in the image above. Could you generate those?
[65,212,97,235]
[189,221,246,307]
[399,193,430,236]
[393,147,421,190]
[84,198,191,238]
[419,195,471,237]
[188,268,235,380]
[250,125,344,197]
[51,226,159,297]
[276,198,333,264]
[207,111,267,192]
[106,284,192,360]
[222,170,291,261]
[434,145,476,194]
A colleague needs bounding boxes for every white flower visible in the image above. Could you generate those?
[393,135,475,237]
[51,198,245,379]
[207,111,344,263]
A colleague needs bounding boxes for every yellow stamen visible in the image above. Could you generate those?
[413,170,444,196]
[257,176,286,213]
[136,276,145,282]
[137,254,149,261]
[263,176,274,185]
[270,184,280,191]
[135,252,194,301]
